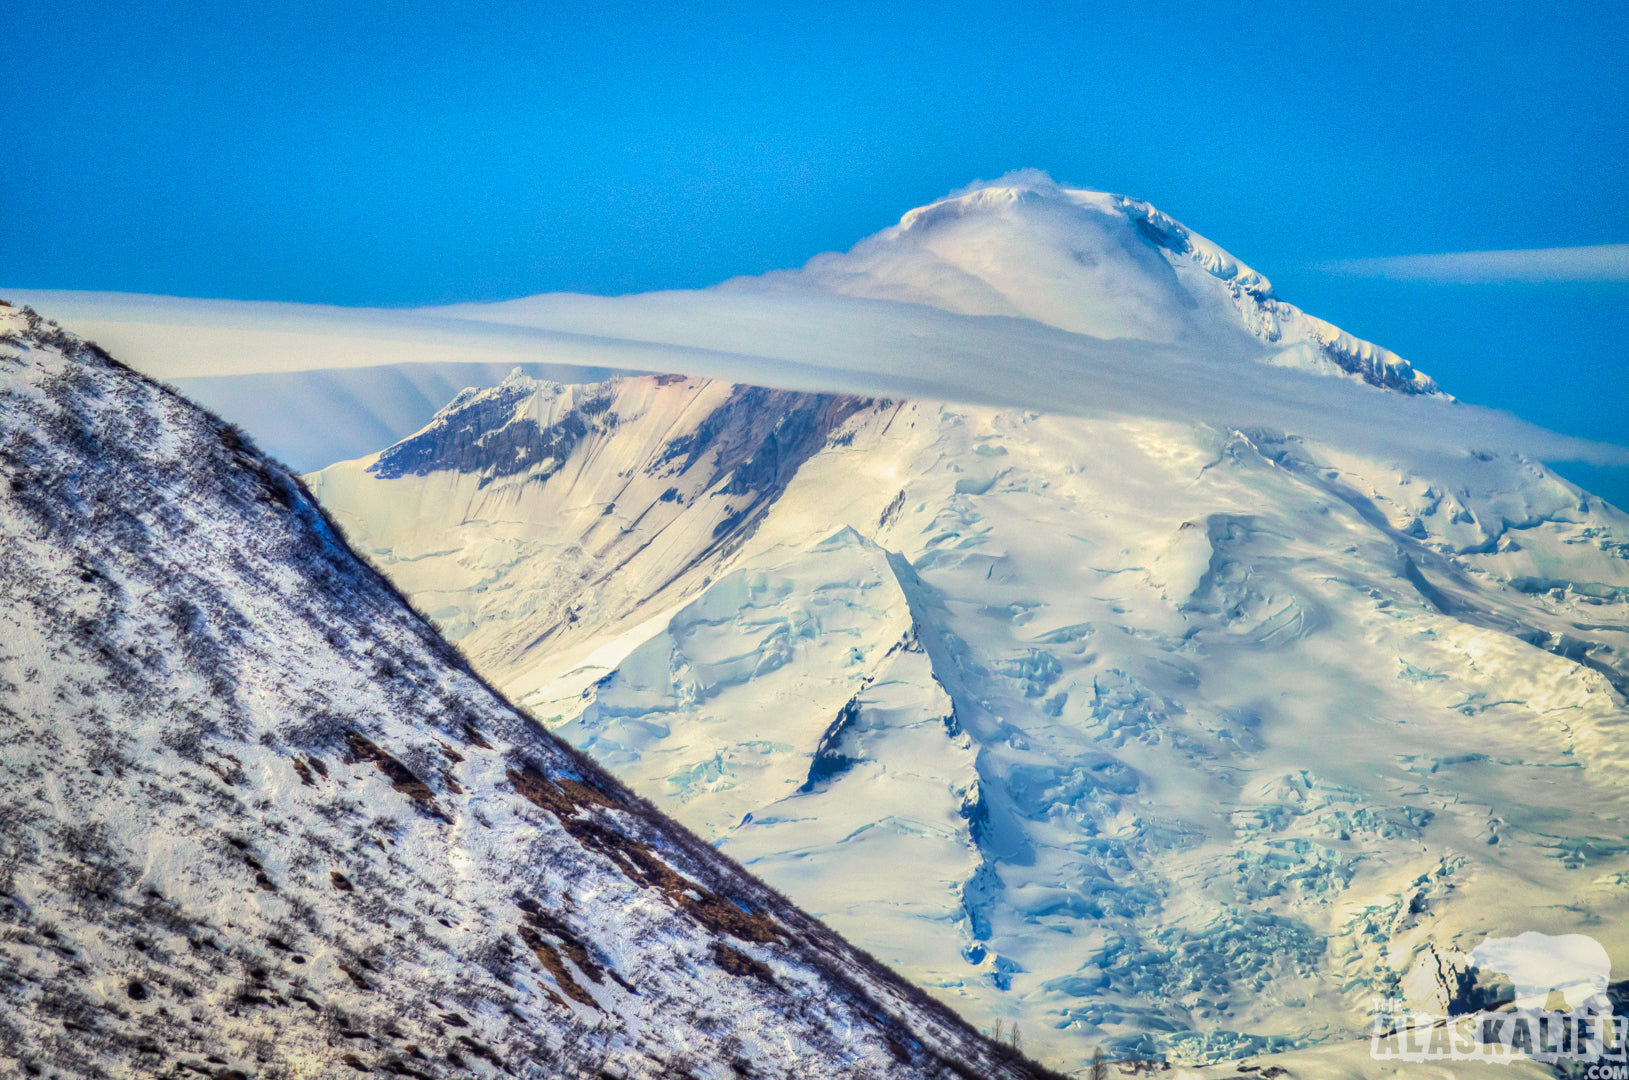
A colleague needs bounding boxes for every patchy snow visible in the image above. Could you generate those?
[0,304,1063,1080]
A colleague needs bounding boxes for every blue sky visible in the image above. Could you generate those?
[6,1,1626,498]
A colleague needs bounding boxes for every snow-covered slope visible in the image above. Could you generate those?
[0,302,1069,1080]
[299,177,1629,1072]
[309,357,1629,1069]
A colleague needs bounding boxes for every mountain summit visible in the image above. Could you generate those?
[747,172,1436,393]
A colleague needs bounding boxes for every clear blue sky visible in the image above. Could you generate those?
[6,1,1626,496]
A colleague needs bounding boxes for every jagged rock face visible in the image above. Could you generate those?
[367,377,620,486]
[0,305,1065,1080]
[309,373,887,682]
[312,356,1629,1069]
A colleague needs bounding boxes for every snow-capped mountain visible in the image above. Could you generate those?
[296,180,1629,1071]
[308,368,1629,1067]
[0,301,1068,1080]
[28,179,1614,479]
[742,175,1435,394]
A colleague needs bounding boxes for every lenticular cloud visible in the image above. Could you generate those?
[1316,243,1629,284]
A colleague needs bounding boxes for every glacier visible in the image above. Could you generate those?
[306,366,1629,1067]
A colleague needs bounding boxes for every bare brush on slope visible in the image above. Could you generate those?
[0,303,1068,1080]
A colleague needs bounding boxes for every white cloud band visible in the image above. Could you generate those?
[1316,244,1629,284]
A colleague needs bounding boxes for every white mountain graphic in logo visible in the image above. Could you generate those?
[1470,931,1613,1013]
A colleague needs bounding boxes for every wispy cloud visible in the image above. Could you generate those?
[1315,244,1629,284]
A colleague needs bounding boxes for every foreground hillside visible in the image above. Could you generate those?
[0,301,1065,1080]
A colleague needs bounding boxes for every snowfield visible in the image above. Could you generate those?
[308,368,1629,1068]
